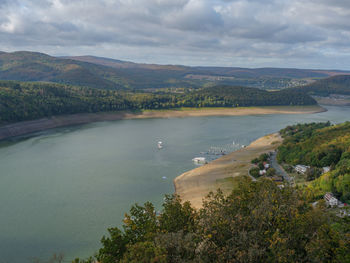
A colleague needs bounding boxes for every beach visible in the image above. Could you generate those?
[174,133,283,209]
[0,105,324,140]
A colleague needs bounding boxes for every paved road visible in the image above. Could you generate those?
[270,151,292,183]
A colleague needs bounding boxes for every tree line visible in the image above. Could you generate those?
[0,81,316,124]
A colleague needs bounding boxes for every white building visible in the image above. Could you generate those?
[323,166,331,173]
[295,164,310,174]
[324,193,339,207]
[263,162,270,169]
[192,157,207,164]
[259,169,266,176]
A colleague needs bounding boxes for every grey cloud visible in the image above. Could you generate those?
[0,0,350,69]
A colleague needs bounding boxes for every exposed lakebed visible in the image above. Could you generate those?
[0,105,349,262]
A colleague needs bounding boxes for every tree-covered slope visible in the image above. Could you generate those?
[0,51,125,89]
[192,86,316,107]
[0,81,317,123]
[74,178,350,263]
[295,75,350,96]
[277,122,350,202]
[2,51,350,91]
[67,55,350,78]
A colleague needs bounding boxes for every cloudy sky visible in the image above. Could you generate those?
[1,0,350,69]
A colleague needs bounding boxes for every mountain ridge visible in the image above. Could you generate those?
[2,51,350,91]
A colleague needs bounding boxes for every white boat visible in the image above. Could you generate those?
[157,141,163,149]
[192,157,207,164]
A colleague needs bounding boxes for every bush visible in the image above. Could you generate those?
[259,153,269,162]
[250,167,260,178]
[266,168,276,177]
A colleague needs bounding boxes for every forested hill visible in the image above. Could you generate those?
[277,122,350,203]
[2,51,350,91]
[295,75,350,96]
[195,86,316,107]
[0,51,126,89]
[0,81,316,123]
[66,55,350,78]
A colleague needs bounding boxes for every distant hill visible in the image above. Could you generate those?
[0,51,126,89]
[66,55,350,79]
[2,51,350,91]
[294,75,350,96]
[62,55,185,71]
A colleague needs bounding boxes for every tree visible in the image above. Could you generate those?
[250,167,260,178]
[85,177,350,262]
[266,167,276,177]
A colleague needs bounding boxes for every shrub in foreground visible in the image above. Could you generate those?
[76,177,350,263]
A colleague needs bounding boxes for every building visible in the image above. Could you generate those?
[294,164,310,174]
[324,193,339,207]
[323,166,331,173]
[259,169,266,176]
[192,157,207,164]
[263,162,270,169]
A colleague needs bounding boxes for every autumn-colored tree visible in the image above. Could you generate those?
[74,177,350,263]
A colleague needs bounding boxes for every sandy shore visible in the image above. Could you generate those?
[0,105,324,141]
[174,133,283,209]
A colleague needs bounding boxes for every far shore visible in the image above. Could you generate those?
[0,105,325,141]
[174,133,283,209]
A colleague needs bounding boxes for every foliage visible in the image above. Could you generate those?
[250,153,271,178]
[277,122,350,203]
[266,167,276,177]
[0,80,316,123]
[259,153,270,162]
[75,178,350,262]
[250,167,260,178]
[295,75,350,96]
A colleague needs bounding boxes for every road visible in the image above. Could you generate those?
[270,151,292,183]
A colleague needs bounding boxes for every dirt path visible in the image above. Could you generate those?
[174,133,283,209]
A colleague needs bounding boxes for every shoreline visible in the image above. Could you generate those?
[174,133,283,209]
[0,105,325,141]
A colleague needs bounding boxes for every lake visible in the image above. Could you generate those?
[0,105,349,262]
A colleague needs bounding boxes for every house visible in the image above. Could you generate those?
[324,193,339,207]
[259,170,266,176]
[263,162,270,169]
[323,166,331,173]
[295,164,310,174]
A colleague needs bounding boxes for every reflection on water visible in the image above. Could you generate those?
[0,105,349,262]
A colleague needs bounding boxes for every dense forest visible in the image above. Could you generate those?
[277,122,350,203]
[74,178,350,263]
[296,75,350,96]
[0,81,316,124]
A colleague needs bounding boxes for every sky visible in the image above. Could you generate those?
[0,0,350,69]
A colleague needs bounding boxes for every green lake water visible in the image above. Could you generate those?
[0,105,349,262]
